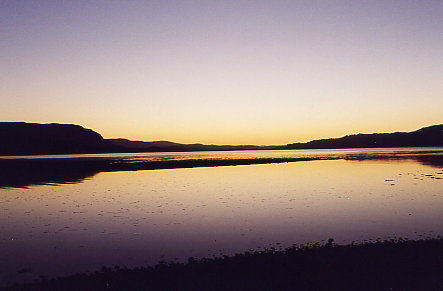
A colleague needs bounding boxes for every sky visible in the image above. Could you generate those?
[1,0,442,145]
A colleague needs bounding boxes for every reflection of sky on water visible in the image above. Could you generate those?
[0,148,441,189]
[0,158,442,285]
[1,148,442,161]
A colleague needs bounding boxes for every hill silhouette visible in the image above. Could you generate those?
[108,124,443,151]
[0,122,442,156]
[286,124,443,149]
[0,122,117,155]
[106,138,267,152]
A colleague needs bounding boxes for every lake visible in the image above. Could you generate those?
[0,148,442,286]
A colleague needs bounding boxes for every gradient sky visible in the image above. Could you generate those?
[1,0,442,145]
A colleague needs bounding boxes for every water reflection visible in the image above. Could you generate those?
[0,149,442,189]
[0,159,100,188]
[0,158,442,285]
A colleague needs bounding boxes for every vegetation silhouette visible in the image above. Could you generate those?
[3,237,443,291]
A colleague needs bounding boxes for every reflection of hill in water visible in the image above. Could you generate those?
[344,154,443,168]
[1,157,324,188]
[1,153,442,189]
[0,159,102,189]
[416,155,443,168]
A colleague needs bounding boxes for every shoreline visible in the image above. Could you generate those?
[3,236,443,290]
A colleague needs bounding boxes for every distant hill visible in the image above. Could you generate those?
[0,122,267,155]
[107,139,184,149]
[0,122,116,155]
[0,122,442,156]
[286,124,443,149]
[106,138,267,152]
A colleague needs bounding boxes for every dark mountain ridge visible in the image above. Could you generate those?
[106,138,268,152]
[0,122,442,156]
[0,122,116,155]
[286,124,443,149]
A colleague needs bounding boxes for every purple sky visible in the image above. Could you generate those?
[1,0,442,144]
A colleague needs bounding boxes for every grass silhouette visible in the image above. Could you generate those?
[4,236,443,291]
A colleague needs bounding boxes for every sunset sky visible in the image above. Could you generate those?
[1,0,442,145]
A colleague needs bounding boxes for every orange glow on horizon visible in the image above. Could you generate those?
[1,1,442,145]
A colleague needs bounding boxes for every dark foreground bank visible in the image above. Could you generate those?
[3,237,443,291]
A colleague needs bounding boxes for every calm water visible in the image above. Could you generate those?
[2,147,443,160]
[1,149,443,285]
